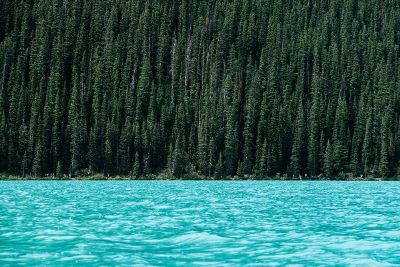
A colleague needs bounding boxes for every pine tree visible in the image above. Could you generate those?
[104,138,112,176]
[258,139,268,177]
[224,71,240,176]
[333,94,349,175]
[362,97,374,176]
[56,161,63,178]
[0,111,7,171]
[289,101,306,177]
[379,113,390,177]
[242,64,260,174]
[19,123,29,176]
[32,138,43,177]
[119,119,133,174]
[132,152,141,178]
[308,64,322,176]
[171,135,188,177]
[214,152,224,179]
[323,140,334,178]
[143,152,151,177]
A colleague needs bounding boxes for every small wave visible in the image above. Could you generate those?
[81,233,98,240]
[33,235,77,241]
[170,232,229,245]
[22,253,53,259]
[59,255,98,261]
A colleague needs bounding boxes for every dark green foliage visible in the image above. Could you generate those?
[214,153,224,179]
[333,95,350,175]
[0,0,399,179]
[323,141,334,178]
[170,135,189,177]
[289,101,306,177]
[132,152,141,178]
[56,161,63,178]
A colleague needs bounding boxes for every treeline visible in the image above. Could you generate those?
[0,0,399,178]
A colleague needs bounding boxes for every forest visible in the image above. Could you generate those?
[0,0,399,179]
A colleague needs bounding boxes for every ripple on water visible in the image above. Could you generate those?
[0,181,400,266]
[170,232,229,245]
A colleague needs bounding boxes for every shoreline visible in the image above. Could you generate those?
[0,175,398,181]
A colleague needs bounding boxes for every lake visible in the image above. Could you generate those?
[0,181,399,266]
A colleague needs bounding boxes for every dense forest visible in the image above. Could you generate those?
[0,0,399,179]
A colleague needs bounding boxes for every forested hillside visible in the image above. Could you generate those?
[0,0,399,178]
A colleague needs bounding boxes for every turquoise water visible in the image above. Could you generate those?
[0,181,400,266]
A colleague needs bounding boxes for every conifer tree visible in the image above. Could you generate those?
[379,112,390,177]
[132,152,141,178]
[333,94,349,175]
[289,101,306,177]
[214,153,224,179]
[323,140,334,177]
[308,64,322,176]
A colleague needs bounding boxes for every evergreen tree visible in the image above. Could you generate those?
[171,135,188,177]
[132,152,141,178]
[308,64,322,176]
[214,153,224,179]
[332,94,349,175]
[379,112,390,177]
[323,140,334,177]
[56,160,63,178]
[289,101,306,177]
[224,71,240,176]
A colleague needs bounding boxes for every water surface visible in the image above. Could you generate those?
[1,181,399,266]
